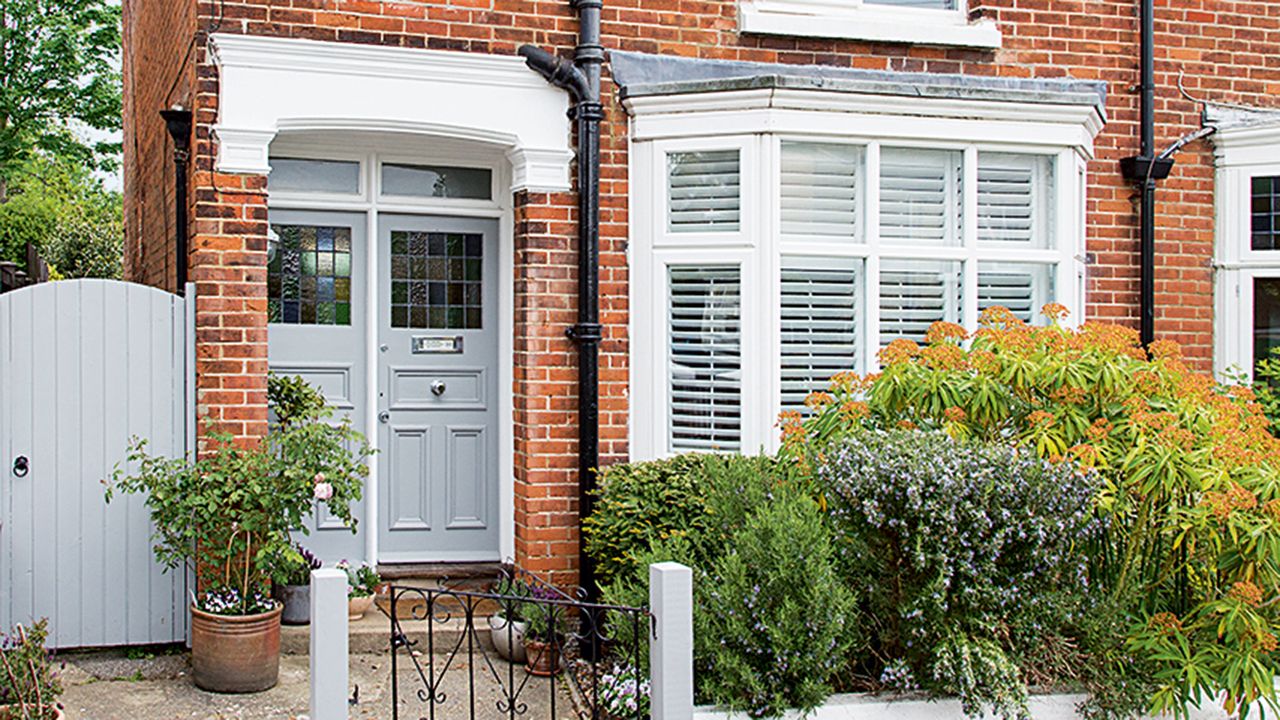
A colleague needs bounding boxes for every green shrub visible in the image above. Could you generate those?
[585,454,714,588]
[696,489,857,718]
[817,430,1101,719]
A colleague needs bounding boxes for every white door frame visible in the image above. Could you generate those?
[266,136,516,564]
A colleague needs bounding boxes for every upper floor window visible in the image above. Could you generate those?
[738,0,1001,49]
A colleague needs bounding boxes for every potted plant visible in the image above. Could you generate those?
[269,545,321,626]
[488,576,530,663]
[0,619,63,719]
[106,375,372,693]
[522,586,568,676]
[339,561,382,620]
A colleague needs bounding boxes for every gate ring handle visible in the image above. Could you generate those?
[13,456,28,478]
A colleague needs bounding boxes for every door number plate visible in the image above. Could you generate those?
[413,336,463,354]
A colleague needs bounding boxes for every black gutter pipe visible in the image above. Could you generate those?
[1120,0,1169,347]
[519,0,605,605]
[161,108,193,295]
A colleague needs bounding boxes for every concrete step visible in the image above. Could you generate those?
[281,610,500,656]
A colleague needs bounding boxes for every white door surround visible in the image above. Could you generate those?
[209,33,574,194]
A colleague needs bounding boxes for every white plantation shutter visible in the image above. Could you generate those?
[978,154,1054,248]
[781,143,861,240]
[668,150,741,233]
[880,148,963,246]
[781,258,860,409]
[978,263,1055,324]
[878,260,963,345]
[668,266,742,451]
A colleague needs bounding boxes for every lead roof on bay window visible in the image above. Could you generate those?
[609,51,1108,115]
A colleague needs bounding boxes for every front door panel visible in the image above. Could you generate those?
[377,215,500,561]
[266,209,367,564]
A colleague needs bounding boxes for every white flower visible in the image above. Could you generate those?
[314,482,334,501]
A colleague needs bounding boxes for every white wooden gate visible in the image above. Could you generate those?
[0,280,194,648]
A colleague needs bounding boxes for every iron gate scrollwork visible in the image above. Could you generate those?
[389,568,652,720]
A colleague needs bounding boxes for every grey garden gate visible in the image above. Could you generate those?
[0,279,194,648]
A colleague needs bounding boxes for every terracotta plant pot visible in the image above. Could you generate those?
[190,602,282,693]
[348,594,374,621]
[488,613,528,663]
[273,583,310,626]
[523,637,561,676]
[0,705,64,719]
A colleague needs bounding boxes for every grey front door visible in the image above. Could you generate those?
[377,215,500,562]
[267,209,367,564]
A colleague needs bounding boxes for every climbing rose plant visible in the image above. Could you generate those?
[780,306,1280,719]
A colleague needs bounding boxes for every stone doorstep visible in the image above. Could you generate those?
[281,612,502,656]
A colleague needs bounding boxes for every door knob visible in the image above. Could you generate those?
[379,411,391,424]
[12,456,28,478]
[431,381,447,397]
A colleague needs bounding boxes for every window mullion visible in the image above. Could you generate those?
[865,141,882,372]
[962,146,979,331]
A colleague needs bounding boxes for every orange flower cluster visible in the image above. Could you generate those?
[1229,581,1264,607]
[943,406,967,423]
[1265,499,1280,523]
[805,391,835,410]
[778,410,805,448]
[1027,410,1055,427]
[1256,630,1279,653]
[1041,302,1070,322]
[1050,385,1087,405]
[924,321,968,345]
[921,343,966,371]
[1149,612,1183,634]
[840,401,871,423]
[879,339,920,367]
[1086,418,1112,441]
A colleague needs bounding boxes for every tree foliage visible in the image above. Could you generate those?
[0,153,122,278]
[0,0,122,186]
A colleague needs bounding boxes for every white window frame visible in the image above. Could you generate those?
[629,99,1094,461]
[738,0,1002,49]
[1213,147,1280,380]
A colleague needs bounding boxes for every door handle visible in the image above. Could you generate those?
[379,411,391,424]
[431,381,447,397]
[12,456,28,478]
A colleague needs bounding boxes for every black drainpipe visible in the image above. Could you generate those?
[1120,0,1172,346]
[519,0,605,604]
[161,108,193,295]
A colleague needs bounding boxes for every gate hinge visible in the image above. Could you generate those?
[567,322,603,344]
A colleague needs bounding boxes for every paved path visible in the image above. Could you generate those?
[59,651,579,720]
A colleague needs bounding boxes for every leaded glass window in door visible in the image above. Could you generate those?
[268,224,354,325]
[389,231,483,329]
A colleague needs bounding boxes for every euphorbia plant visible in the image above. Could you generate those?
[106,376,373,616]
[782,306,1280,719]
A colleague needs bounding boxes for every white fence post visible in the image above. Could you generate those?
[650,562,694,720]
[310,569,349,720]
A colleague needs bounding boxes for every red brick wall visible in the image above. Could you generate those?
[124,0,1280,581]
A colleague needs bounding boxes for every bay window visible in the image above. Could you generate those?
[633,134,1086,457]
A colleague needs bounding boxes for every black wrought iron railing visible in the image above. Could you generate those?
[388,571,652,720]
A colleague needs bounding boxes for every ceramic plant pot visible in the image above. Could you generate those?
[348,594,375,621]
[273,583,311,626]
[488,613,528,663]
[523,637,561,677]
[190,602,283,693]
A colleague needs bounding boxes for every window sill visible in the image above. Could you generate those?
[738,4,1003,49]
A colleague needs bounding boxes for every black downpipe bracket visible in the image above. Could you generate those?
[161,108,193,295]
[519,0,605,604]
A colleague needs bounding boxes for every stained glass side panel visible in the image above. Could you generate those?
[390,231,483,330]
[268,224,354,325]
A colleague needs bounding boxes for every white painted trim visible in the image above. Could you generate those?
[624,90,1104,154]
[209,34,573,192]
[694,692,1239,720]
[1210,121,1280,378]
[739,1,1002,49]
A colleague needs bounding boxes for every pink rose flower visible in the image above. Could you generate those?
[314,482,334,501]
[313,472,326,484]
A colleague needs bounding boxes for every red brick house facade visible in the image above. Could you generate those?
[122,0,1280,583]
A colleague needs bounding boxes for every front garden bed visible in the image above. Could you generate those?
[588,308,1280,720]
